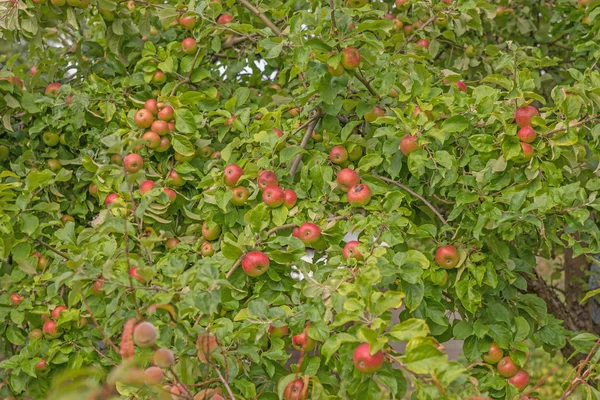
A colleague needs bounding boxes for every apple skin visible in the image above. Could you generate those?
[42,131,60,147]
[297,222,321,244]
[330,146,348,164]
[435,245,459,268]
[163,188,177,202]
[241,250,270,277]
[129,267,145,282]
[111,154,123,166]
[133,321,158,348]
[179,16,198,29]
[257,170,278,190]
[230,186,249,206]
[143,131,161,149]
[347,184,372,206]
[29,329,43,339]
[217,14,234,24]
[364,106,385,122]
[165,238,180,249]
[268,324,289,337]
[144,99,159,115]
[35,358,48,371]
[134,109,154,129]
[167,170,185,187]
[273,128,284,137]
[515,105,538,128]
[51,305,67,320]
[328,63,345,77]
[507,370,530,391]
[124,154,143,173]
[45,83,62,96]
[517,142,534,163]
[152,71,166,85]
[153,348,175,368]
[92,277,104,295]
[283,189,297,208]
[283,379,307,400]
[201,241,214,257]
[157,106,174,121]
[343,241,363,260]
[416,39,430,49]
[156,136,171,152]
[10,293,22,306]
[48,159,62,172]
[263,186,285,208]
[517,126,536,144]
[337,168,360,192]
[353,343,384,373]
[181,37,197,55]
[497,356,519,378]
[455,80,467,92]
[33,252,48,270]
[292,329,315,351]
[43,320,58,337]
[399,135,420,156]
[224,164,244,187]
[202,221,221,241]
[105,193,120,206]
[151,120,169,136]
[340,47,361,70]
[482,343,504,364]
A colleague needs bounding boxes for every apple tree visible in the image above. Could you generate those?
[1,0,600,399]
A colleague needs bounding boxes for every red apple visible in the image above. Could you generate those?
[35,358,48,371]
[139,181,155,195]
[151,120,169,136]
[165,238,180,249]
[181,37,197,55]
[105,193,120,206]
[292,328,315,351]
[515,105,538,128]
[230,186,249,206]
[517,126,536,143]
[124,154,143,173]
[167,170,185,186]
[241,250,270,277]
[343,241,363,260]
[134,109,154,129]
[364,106,385,122]
[482,343,504,364]
[152,71,166,85]
[508,370,530,391]
[51,305,67,320]
[497,356,519,378]
[353,343,384,373]
[156,136,171,152]
[337,168,360,192]
[518,142,534,162]
[43,320,58,336]
[224,164,244,187]
[142,131,161,149]
[157,105,174,121]
[45,83,62,96]
[263,186,285,207]
[435,245,459,268]
[416,39,430,49]
[455,80,467,92]
[217,14,234,24]
[133,321,158,347]
[92,277,104,295]
[283,189,297,208]
[273,128,284,137]
[257,170,278,190]
[201,241,214,257]
[340,47,360,70]
[163,188,176,202]
[144,99,159,115]
[202,221,221,241]
[399,135,420,156]
[330,145,348,164]
[89,183,98,196]
[10,293,22,306]
[347,184,372,206]
[297,222,321,244]
[179,16,198,29]
[283,379,307,400]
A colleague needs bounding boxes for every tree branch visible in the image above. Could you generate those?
[355,68,379,98]
[371,174,449,227]
[289,110,323,176]
[329,0,337,34]
[544,114,600,137]
[25,234,69,260]
[237,0,282,36]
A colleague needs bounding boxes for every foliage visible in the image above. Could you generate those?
[1,0,600,399]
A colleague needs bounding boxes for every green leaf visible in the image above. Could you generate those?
[441,116,469,133]
[388,318,429,341]
[172,134,195,157]
[174,108,196,134]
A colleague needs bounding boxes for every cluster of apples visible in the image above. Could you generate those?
[482,343,531,393]
[327,47,361,76]
[335,167,372,206]
[134,100,176,154]
[515,105,538,163]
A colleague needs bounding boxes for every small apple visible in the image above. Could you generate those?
[224,164,244,187]
[353,343,384,373]
[435,245,459,268]
[340,47,360,70]
[508,370,530,391]
[139,180,155,195]
[328,63,345,77]
[257,170,278,190]
[167,170,185,186]
[165,238,180,249]
[33,252,48,270]
[124,154,143,173]
[105,193,120,206]
[283,189,297,208]
[144,99,159,115]
[217,14,234,24]
[151,120,169,136]
[404,24,413,34]
[273,128,284,137]
[201,241,214,257]
[497,356,519,378]
[152,71,166,85]
[156,136,171,152]
[111,154,123,166]
[134,109,154,129]
[51,305,67,320]
[202,221,221,241]
[89,184,98,196]
[43,320,58,337]
[29,329,43,339]
[465,45,475,57]
[416,38,430,49]
[92,277,104,295]
[179,16,198,29]
[292,328,315,351]
[482,343,504,364]
[157,106,174,121]
[399,135,420,156]
[143,131,161,149]
[395,0,408,7]
[45,83,62,96]
[517,142,534,163]
[337,168,360,192]
[181,37,197,55]
[241,250,270,277]
[347,184,372,206]
[515,105,538,128]
[268,324,289,337]
[42,131,60,147]
[283,379,307,400]
[10,293,22,306]
[224,115,237,126]
[330,145,348,164]
[455,80,467,92]
[263,186,285,207]
[48,159,62,172]
[517,126,536,143]
[364,106,385,122]
[133,321,158,348]
[61,215,74,225]
[153,348,175,368]
[163,188,176,202]
[230,186,249,206]
[35,358,48,371]
[144,366,164,385]
[349,148,363,163]
[343,241,363,260]
[297,222,321,244]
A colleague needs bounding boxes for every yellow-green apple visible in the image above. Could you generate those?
[268,324,289,337]
[202,221,221,240]
[364,106,385,122]
[167,170,185,186]
[483,343,504,364]
[48,159,62,172]
[111,154,123,166]
[201,241,214,257]
[152,71,166,85]
[328,63,345,77]
[353,343,384,373]
[241,250,270,277]
[230,186,249,206]
[42,131,60,146]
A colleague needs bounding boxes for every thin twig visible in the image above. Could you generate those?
[25,234,69,260]
[225,258,243,279]
[355,68,379,98]
[329,0,337,34]
[371,174,450,227]
[212,364,236,400]
[168,367,194,400]
[87,339,117,366]
[525,365,559,396]
[560,337,600,399]
[290,110,323,176]
[544,114,600,137]
[81,296,120,354]
[237,0,282,36]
